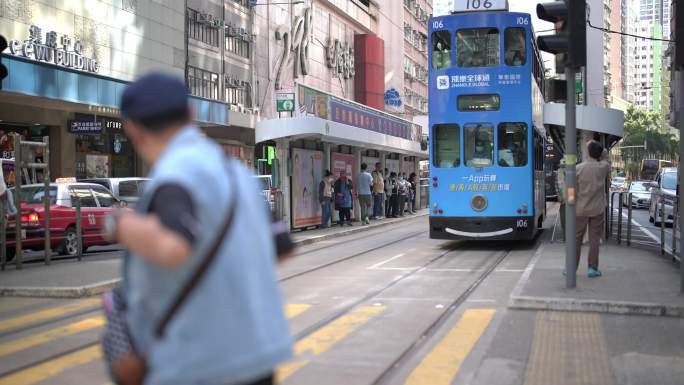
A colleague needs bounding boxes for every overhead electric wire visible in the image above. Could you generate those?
[587,19,676,43]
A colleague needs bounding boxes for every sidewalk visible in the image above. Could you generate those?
[0,210,427,298]
[509,235,684,318]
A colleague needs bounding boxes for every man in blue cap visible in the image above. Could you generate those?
[105,72,292,385]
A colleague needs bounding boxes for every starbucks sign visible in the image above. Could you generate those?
[8,25,99,73]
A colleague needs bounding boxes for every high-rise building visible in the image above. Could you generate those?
[403,0,431,116]
[622,0,640,103]
[633,20,663,112]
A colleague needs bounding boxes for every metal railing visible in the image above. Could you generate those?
[607,190,680,260]
[1,135,50,270]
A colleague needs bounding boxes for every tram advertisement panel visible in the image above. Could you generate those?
[291,148,323,229]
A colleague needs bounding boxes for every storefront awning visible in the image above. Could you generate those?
[256,116,427,158]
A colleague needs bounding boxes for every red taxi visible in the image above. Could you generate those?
[4,179,123,260]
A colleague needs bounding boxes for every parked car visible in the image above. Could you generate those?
[79,177,149,206]
[610,176,627,191]
[649,167,677,226]
[253,175,276,212]
[621,181,653,208]
[4,180,124,260]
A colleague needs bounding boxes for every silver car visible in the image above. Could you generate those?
[79,177,149,206]
[649,167,677,226]
[622,181,653,209]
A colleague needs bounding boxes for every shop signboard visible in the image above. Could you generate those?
[291,148,323,229]
[297,85,421,142]
[69,120,102,134]
[8,25,99,73]
[276,93,295,112]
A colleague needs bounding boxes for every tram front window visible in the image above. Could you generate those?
[432,30,452,69]
[456,28,500,67]
[504,28,526,66]
[433,124,460,168]
[498,123,528,167]
[464,123,494,167]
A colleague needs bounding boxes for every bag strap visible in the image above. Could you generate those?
[155,160,239,338]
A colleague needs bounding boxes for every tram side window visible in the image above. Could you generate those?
[456,28,500,67]
[432,31,452,69]
[433,124,460,168]
[464,123,494,167]
[498,123,528,167]
[504,28,527,66]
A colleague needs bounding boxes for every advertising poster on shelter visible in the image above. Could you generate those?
[385,159,400,177]
[291,148,323,229]
[86,154,110,178]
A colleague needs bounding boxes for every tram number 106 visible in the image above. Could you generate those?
[516,219,529,229]
[464,0,494,9]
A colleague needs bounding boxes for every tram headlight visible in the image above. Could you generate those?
[470,195,488,212]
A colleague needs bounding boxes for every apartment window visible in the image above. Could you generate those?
[226,87,248,106]
[226,36,250,58]
[187,8,220,47]
[187,66,219,100]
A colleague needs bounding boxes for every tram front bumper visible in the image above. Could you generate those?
[430,216,536,240]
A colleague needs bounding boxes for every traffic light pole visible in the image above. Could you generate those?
[565,66,577,289]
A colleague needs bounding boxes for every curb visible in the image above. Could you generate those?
[508,238,684,318]
[292,211,428,247]
[509,295,684,318]
[0,278,121,298]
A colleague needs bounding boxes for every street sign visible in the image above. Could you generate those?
[276,93,295,112]
[453,0,508,13]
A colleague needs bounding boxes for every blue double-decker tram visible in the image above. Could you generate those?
[428,7,546,240]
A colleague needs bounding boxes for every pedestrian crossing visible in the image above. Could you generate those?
[0,298,499,385]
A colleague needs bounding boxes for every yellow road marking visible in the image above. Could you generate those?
[285,304,311,319]
[0,298,100,333]
[404,309,496,385]
[277,305,386,383]
[0,316,105,358]
[0,345,101,385]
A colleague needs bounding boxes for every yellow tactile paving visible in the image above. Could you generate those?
[277,305,386,383]
[0,298,100,333]
[404,308,496,385]
[0,316,105,358]
[524,311,615,385]
[0,345,102,385]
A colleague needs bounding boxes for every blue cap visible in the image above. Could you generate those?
[120,72,188,123]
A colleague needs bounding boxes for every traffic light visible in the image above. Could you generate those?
[536,0,586,72]
[0,35,7,90]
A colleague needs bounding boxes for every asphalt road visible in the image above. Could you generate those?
[1,215,683,385]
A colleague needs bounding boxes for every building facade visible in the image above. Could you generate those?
[402,0,430,118]
[254,0,427,228]
[0,0,186,182]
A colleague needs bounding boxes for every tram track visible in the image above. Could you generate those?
[280,229,428,282]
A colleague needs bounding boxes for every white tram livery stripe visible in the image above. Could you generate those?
[444,227,514,238]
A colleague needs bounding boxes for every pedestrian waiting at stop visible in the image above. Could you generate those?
[387,172,399,218]
[318,170,334,228]
[555,158,567,242]
[397,174,409,217]
[101,73,292,385]
[384,168,392,217]
[574,140,611,278]
[334,170,354,226]
[408,172,418,214]
[371,163,385,220]
[358,163,373,225]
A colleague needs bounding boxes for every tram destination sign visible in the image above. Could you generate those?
[453,0,508,13]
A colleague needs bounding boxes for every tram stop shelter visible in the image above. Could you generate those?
[256,85,428,230]
[543,103,625,153]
